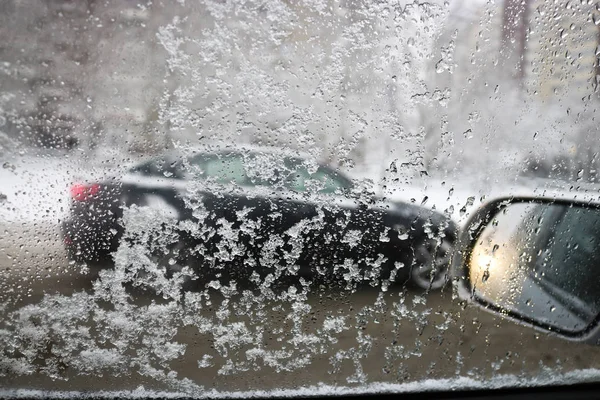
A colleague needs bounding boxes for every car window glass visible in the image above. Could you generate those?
[204,155,246,185]
[188,153,248,185]
[130,158,180,178]
[243,152,288,187]
[287,166,347,194]
[188,152,290,187]
[5,0,600,397]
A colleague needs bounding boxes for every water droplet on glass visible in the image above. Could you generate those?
[482,269,490,282]
[559,28,568,38]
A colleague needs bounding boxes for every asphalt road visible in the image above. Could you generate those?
[1,221,600,395]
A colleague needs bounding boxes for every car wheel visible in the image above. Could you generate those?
[410,237,454,291]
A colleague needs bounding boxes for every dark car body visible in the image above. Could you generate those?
[62,147,457,290]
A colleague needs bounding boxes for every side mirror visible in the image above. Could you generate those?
[454,197,600,345]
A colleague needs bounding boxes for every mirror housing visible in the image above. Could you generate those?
[454,196,600,345]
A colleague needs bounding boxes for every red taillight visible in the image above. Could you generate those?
[70,183,101,201]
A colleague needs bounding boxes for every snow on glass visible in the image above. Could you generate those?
[0,2,453,392]
[3,0,600,396]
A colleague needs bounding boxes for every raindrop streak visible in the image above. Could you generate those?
[482,269,490,283]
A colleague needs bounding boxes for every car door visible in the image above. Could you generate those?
[336,190,389,286]
[283,161,382,284]
[184,151,311,282]
[182,152,264,280]
[239,152,306,280]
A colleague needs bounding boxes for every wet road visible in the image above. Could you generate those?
[1,221,600,394]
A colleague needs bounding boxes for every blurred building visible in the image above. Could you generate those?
[521,0,600,181]
[0,0,175,155]
[86,1,176,155]
[484,0,599,100]
[426,0,600,181]
[524,1,599,101]
[0,0,97,150]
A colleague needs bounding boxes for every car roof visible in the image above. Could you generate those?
[168,142,317,162]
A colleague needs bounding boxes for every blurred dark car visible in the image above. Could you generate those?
[62,146,457,290]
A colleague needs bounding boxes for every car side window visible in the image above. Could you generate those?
[188,153,288,187]
[131,158,181,179]
[201,154,248,185]
[287,166,347,194]
[243,153,287,187]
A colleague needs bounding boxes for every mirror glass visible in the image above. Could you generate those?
[470,202,600,334]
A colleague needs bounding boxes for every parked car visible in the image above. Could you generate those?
[62,146,457,290]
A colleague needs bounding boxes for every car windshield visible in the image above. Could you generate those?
[3,0,600,397]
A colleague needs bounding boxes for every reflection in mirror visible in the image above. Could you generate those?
[470,202,600,334]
